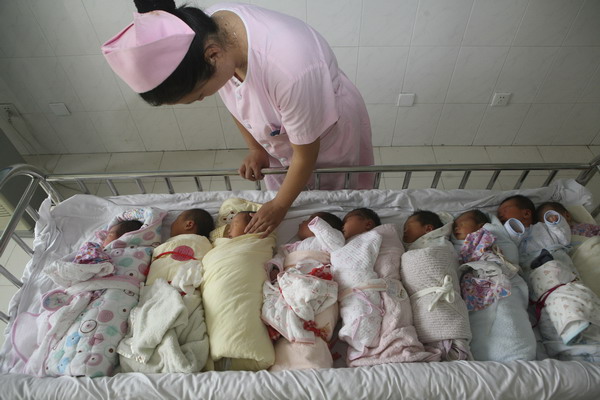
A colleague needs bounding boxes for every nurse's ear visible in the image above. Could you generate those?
[204,43,222,66]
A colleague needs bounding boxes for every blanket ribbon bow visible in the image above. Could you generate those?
[411,274,455,311]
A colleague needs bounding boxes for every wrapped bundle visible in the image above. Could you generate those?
[401,245,471,360]
[530,260,600,346]
[349,224,439,365]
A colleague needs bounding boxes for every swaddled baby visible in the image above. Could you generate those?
[535,201,600,298]
[145,209,214,291]
[452,210,535,362]
[201,201,276,371]
[262,212,343,371]
[327,208,386,358]
[14,208,165,377]
[44,220,142,287]
[401,211,472,361]
[118,209,214,373]
[499,195,600,360]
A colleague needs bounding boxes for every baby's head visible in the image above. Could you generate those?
[170,208,215,238]
[228,211,253,238]
[497,195,535,226]
[298,212,343,240]
[102,220,143,247]
[535,201,572,225]
[342,208,381,239]
[403,210,443,244]
[453,210,490,240]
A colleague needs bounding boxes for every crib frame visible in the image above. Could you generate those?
[1,155,599,324]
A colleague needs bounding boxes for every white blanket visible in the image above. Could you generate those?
[330,229,385,356]
[118,279,209,373]
[401,245,472,359]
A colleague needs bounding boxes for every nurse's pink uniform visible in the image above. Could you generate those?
[207,3,374,190]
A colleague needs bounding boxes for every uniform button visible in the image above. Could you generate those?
[262,143,270,148]
[279,157,287,163]
[236,92,242,99]
[245,123,252,129]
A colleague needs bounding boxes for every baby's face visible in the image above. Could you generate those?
[537,205,572,225]
[229,212,252,238]
[497,199,529,225]
[170,212,190,237]
[453,214,482,240]
[102,225,121,248]
[298,214,318,240]
[343,213,370,239]
[402,216,429,244]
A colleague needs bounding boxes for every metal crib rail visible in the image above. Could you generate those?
[43,160,600,199]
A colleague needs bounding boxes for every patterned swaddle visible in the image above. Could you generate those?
[41,208,165,377]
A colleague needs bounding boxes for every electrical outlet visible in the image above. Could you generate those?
[491,92,511,107]
[0,103,20,119]
[397,93,415,107]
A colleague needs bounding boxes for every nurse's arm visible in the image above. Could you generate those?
[245,138,320,237]
[233,116,270,181]
[276,138,320,208]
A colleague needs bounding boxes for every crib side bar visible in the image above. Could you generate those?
[0,263,22,289]
[0,179,38,262]
[11,232,33,256]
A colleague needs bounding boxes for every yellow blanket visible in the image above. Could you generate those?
[146,234,212,286]
[571,236,600,298]
[202,233,276,370]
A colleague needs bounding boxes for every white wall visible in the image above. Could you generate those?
[0,0,599,155]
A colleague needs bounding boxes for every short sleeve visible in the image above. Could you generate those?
[275,62,340,145]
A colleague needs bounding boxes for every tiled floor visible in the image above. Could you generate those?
[3,145,600,348]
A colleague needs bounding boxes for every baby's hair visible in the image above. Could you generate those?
[183,208,215,238]
[409,210,443,230]
[500,195,535,215]
[313,212,343,231]
[114,220,143,237]
[459,210,490,225]
[536,201,568,222]
[348,208,381,227]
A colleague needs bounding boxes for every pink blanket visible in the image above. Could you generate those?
[267,248,339,371]
[348,225,440,365]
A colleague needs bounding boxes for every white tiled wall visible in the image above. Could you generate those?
[0,0,599,155]
[21,144,600,199]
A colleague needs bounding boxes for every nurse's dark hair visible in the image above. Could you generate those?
[134,0,220,105]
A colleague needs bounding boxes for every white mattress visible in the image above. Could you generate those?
[1,179,599,399]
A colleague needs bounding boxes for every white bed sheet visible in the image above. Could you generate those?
[1,179,599,398]
[1,360,599,400]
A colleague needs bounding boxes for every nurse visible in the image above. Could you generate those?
[102,0,374,236]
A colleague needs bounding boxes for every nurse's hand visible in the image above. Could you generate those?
[239,148,270,181]
[245,199,287,238]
